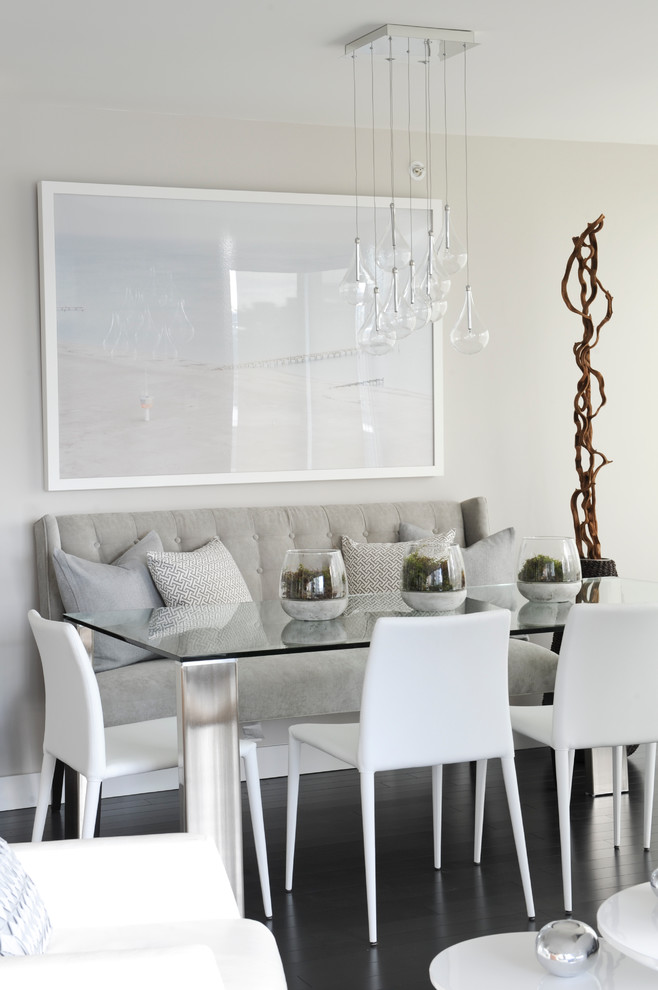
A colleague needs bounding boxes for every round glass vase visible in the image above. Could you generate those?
[517,537,582,603]
[279,549,348,621]
[401,543,467,612]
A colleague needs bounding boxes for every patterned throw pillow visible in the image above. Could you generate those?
[341,530,455,594]
[0,839,51,956]
[147,538,252,607]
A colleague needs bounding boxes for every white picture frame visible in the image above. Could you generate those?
[38,181,443,490]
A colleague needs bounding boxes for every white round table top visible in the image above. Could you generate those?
[429,931,657,989]
[597,883,658,972]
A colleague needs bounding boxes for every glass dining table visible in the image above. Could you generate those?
[64,576,658,914]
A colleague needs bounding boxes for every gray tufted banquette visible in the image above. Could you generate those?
[34,497,558,727]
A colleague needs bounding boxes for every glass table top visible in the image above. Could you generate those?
[64,577,658,664]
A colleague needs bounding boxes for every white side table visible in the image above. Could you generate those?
[597,883,658,972]
[429,931,657,989]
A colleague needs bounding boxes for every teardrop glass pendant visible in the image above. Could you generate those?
[434,204,467,277]
[427,274,451,323]
[357,287,397,356]
[339,238,370,306]
[449,285,489,354]
[376,203,411,272]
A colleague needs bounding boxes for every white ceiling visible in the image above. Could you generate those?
[3,0,657,145]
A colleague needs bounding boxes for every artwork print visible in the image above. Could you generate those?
[38,182,442,489]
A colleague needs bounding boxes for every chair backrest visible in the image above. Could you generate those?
[28,610,106,777]
[357,610,513,772]
[552,603,658,751]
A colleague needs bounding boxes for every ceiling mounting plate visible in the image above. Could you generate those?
[344,24,477,60]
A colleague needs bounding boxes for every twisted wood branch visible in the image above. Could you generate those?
[561,214,613,560]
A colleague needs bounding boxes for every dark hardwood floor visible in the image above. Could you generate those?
[2,746,656,989]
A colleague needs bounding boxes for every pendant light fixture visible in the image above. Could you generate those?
[448,42,489,354]
[341,25,486,356]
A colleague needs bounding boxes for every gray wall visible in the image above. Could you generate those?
[2,101,657,797]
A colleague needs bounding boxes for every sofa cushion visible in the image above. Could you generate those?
[147,539,252,607]
[0,838,51,956]
[53,531,165,673]
[399,523,516,586]
[341,531,455,594]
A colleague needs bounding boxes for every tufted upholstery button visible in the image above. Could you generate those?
[253,533,259,540]
[289,533,294,539]
[363,531,368,537]
[93,542,100,549]
[256,567,264,574]
[327,533,332,538]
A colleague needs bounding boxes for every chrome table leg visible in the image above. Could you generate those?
[177,657,243,914]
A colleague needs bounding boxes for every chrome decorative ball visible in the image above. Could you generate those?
[535,919,599,978]
[650,867,658,896]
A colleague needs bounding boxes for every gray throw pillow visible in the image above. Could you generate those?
[341,531,455,594]
[53,530,165,672]
[398,523,516,586]
[147,538,252,607]
[0,838,51,956]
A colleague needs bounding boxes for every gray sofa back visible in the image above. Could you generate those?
[35,497,490,621]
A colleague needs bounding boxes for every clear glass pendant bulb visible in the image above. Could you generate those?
[401,261,431,332]
[426,274,451,323]
[434,204,467,277]
[449,285,489,354]
[357,287,397,355]
[339,238,370,306]
[379,294,417,339]
[376,203,411,272]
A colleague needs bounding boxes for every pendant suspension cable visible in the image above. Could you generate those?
[424,38,435,287]
[351,51,361,277]
[370,43,379,295]
[443,43,449,208]
[462,41,471,285]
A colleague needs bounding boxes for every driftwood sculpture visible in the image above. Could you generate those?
[561,214,613,561]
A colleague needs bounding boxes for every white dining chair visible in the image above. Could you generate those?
[28,609,272,918]
[510,602,658,914]
[285,610,535,944]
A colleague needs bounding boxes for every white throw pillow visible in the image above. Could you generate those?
[147,538,252,607]
[0,839,51,957]
[341,531,455,594]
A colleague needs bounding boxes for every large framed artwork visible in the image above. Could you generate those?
[38,182,443,490]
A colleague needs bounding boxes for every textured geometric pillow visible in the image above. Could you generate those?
[398,523,516,586]
[147,538,252,607]
[53,530,165,672]
[0,839,51,956]
[341,531,455,594]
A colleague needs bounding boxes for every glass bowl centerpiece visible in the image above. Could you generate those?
[517,537,582,603]
[401,542,467,612]
[279,549,348,621]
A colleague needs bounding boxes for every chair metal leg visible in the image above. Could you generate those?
[285,735,302,891]
[360,771,378,945]
[644,742,656,850]
[612,745,623,848]
[474,758,487,864]
[555,748,573,913]
[81,779,102,838]
[241,742,272,918]
[32,752,57,841]
[501,756,535,920]
[432,764,443,869]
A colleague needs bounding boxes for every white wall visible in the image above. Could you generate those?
[2,101,657,792]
